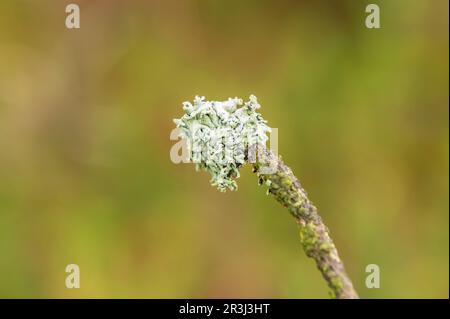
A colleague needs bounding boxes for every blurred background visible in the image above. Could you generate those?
[0,0,448,298]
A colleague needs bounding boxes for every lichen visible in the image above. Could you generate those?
[299,222,320,256]
[173,95,271,191]
[319,241,334,252]
[330,277,344,292]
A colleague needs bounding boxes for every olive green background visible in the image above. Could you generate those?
[0,0,448,298]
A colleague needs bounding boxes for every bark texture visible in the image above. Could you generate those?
[250,146,358,299]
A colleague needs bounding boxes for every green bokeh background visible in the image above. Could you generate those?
[0,0,448,298]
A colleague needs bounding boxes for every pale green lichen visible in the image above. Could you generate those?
[299,222,319,256]
[330,277,344,292]
[173,95,271,191]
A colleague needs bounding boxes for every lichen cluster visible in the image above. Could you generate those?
[173,95,271,191]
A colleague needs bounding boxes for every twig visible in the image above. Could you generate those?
[252,145,359,299]
[174,95,359,298]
